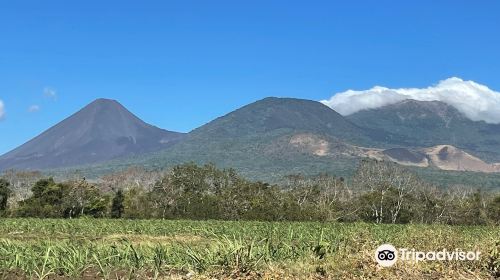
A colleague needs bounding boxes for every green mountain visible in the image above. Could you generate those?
[185,97,369,143]
[122,97,372,181]
[347,99,500,162]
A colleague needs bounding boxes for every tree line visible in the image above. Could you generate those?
[0,160,499,225]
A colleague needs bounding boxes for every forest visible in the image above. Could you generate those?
[1,160,499,225]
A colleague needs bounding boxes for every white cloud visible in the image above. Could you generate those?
[43,87,57,100]
[0,100,4,120]
[321,77,500,124]
[28,105,40,113]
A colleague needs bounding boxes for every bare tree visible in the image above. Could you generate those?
[353,160,420,224]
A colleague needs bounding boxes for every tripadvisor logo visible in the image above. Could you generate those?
[375,244,481,267]
[375,244,398,267]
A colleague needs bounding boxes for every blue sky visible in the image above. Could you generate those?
[1,0,500,154]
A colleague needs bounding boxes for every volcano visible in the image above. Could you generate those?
[0,98,185,170]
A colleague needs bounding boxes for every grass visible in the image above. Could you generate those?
[0,219,498,279]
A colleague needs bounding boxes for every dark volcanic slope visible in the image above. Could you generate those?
[0,99,185,170]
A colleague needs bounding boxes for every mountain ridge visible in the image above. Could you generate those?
[2,97,500,189]
[347,99,500,161]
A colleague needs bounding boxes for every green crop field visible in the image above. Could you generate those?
[0,219,498,279]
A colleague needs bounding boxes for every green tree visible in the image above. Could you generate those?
[123,187,153,219]
[486,194,500,225]
[111,190,125,218]
[0,178,12,212]
[17,178,70,218]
